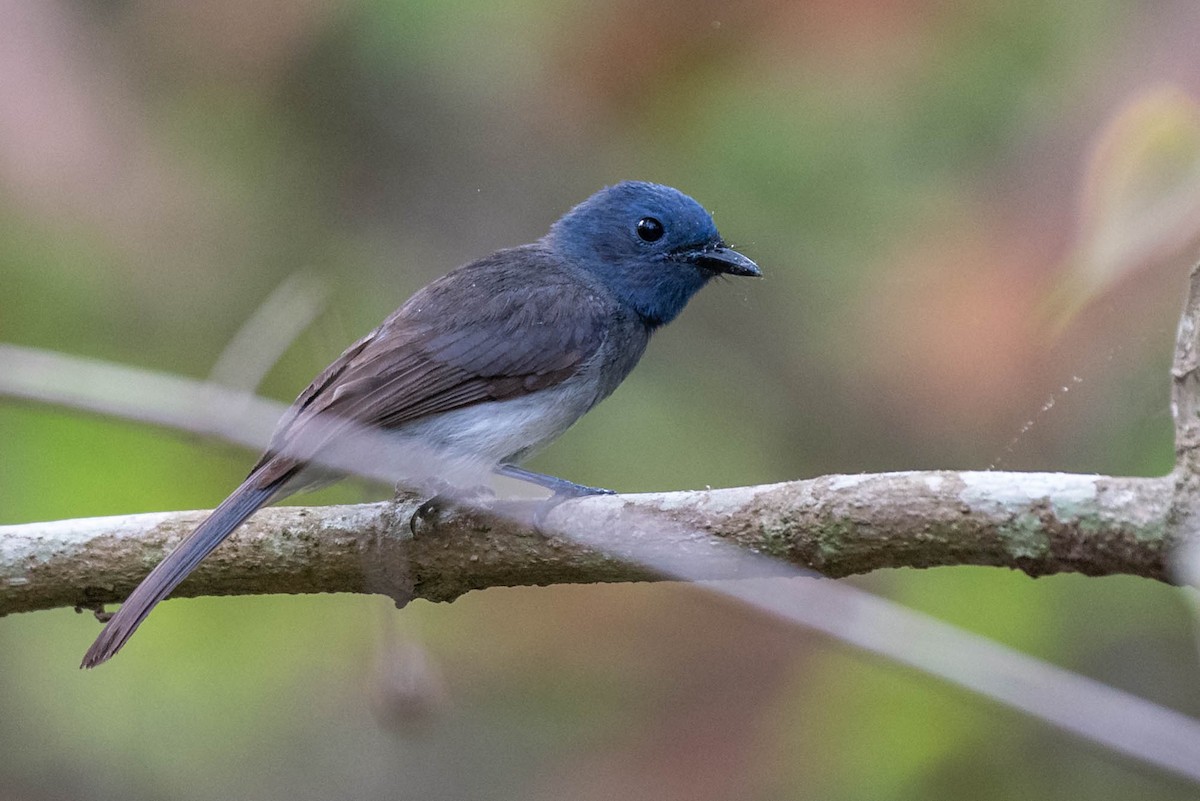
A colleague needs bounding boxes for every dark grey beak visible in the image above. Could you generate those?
[678,245,762,277]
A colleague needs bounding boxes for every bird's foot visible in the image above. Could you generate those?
[532,483,617,533]
[409,494,446,536]
[408,484,495,536]
[74,601,113,623]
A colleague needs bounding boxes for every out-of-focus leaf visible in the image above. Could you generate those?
[1057,87,1200,326]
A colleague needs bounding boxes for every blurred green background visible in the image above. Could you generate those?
[4,0,1200,798]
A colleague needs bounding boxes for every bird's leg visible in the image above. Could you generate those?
[494,464,615,496]
[493,464,616,530]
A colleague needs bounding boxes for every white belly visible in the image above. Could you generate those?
[397,375,599,465]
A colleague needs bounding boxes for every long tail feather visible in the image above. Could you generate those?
[81,475,283,668]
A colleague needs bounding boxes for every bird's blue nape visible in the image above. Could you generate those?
[546,181,733,328]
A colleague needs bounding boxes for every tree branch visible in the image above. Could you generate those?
[0,471,1176,617]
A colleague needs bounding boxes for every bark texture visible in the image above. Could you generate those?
[0,471,1178,618]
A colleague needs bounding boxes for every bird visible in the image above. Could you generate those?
[81,180,761,668]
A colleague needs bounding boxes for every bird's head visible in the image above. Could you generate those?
[546,181,760,328]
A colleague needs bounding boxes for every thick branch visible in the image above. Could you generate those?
[0,471,1175,618]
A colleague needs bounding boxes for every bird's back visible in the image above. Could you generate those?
[255,243,652,478]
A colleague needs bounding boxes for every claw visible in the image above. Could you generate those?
[74,601,114,623]
[409,494,447,537]
[408,485,497,536]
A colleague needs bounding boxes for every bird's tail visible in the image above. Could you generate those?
[81,474,284,668]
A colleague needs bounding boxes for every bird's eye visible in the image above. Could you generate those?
[636,217,664,242]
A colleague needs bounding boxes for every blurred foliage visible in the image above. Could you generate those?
[1060,87,1200,320]
[3,0,1200,799]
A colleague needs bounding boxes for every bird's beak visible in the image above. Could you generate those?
[677,245,762,277]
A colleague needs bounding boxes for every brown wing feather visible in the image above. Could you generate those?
[250,247,609,487]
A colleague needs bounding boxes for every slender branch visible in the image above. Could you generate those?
[0,471,1176,618]
[208,273,328,391]
[0,343,285,451]
[1173,260,1200,472]
[1171,260,1200,587]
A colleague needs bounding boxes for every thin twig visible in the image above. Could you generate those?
[208,273,328,392]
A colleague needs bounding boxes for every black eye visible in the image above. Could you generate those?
[636,217,664,242]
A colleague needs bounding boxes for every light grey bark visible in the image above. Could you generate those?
[0,470,1178,617]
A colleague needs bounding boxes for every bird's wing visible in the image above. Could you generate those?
[251,253,611,485]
